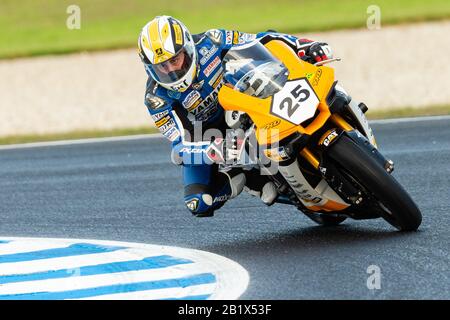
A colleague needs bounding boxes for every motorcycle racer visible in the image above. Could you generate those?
[138,15,333,217]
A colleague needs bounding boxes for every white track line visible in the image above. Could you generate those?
[1,115,448,151]
[369,114,450,124]
[0,133,162,150]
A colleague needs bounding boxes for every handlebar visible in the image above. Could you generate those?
[314,57,342,66]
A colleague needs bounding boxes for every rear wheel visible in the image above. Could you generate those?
[327,135,422,231]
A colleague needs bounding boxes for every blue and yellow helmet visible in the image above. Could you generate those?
[138,16,197,92]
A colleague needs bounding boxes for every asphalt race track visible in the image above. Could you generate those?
[0,116,449,299]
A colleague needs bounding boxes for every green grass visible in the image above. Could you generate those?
[1,105,449,146]
[1,0,450,59]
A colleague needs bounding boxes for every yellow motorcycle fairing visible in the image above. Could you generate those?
[218,40,337,146]
[218,39,354,213]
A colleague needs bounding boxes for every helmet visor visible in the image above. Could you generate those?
[145,42,195,85]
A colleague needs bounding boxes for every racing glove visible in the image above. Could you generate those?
[171,136,246,166]
[298,41,333,64]
[206,135,246,165]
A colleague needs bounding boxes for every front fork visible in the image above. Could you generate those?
[275,114,358,211]
[299,114,354,170]
[274,104,393,210]
[295,112,395,205]
[300,110,394,172]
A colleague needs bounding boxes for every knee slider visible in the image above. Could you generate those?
[185,193,214,215]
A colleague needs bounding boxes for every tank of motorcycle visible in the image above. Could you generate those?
[219,40,336,146]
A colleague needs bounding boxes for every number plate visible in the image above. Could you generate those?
[270,78,319,125]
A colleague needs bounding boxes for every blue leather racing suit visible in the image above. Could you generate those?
[143,29,328,216]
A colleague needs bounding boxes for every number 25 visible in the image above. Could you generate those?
[279,85,310,117]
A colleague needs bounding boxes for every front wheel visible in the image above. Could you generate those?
[327,135,422,231]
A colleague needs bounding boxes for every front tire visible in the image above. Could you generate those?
[327,135,422,231]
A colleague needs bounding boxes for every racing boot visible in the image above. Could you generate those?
[243,169,278,206]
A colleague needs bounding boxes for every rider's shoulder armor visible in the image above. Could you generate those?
[144,77,173,112]
[204,29,224,46]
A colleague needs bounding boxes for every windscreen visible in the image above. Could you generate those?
[222,41,289,99]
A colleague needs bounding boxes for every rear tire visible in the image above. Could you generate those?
[327,135,422,231]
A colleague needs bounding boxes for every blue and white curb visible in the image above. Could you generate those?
[0,237,249,300]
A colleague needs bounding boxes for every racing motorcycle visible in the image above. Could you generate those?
[214,40,422,231]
